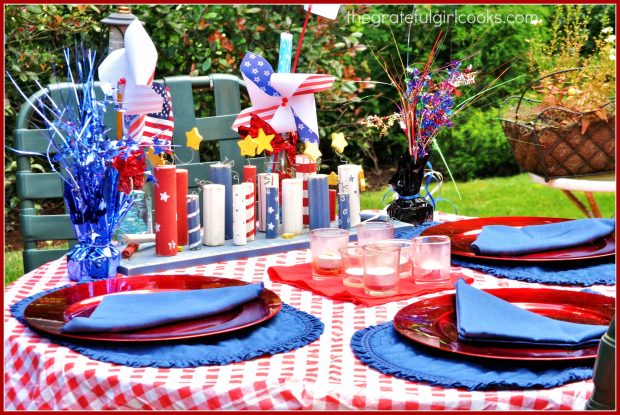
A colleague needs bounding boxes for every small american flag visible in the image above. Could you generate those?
[127,82,174,143]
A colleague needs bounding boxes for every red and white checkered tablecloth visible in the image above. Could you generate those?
[4,213,615,410]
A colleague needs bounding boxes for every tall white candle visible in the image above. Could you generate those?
[232,184,247,246]
[338,164,361,227]
[202,184,225,246]
[281,178,303,235]
[257,173,279,232]
[241,181,256,241]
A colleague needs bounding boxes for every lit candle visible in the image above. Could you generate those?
[202,184,225,246]
[308,174,330,230]
[281,178,303,235]
[265,185,279,239]
[186,194,201,250]
[257,173,279,232]
[154,165,177,256]
[338,164,361,227]
[241,181,256,241]
[338,192,350,230]
[232,184,247,246]
[176,169,188,246]
[363,266,399,291]
[210,163,233,240]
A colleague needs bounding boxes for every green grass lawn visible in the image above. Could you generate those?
[362,173,615,218]
[4,173,615,286]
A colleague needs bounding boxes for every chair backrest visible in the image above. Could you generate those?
[13,74,263,273]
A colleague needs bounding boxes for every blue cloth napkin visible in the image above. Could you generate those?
[11,285,324,368]
[470,218,615,256]
[62,283,264,333]
[351,323,594,391]
[396,222,616,286]
[455,279,607,347]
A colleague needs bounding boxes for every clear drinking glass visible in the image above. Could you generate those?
[356,221,394,247]
[362,243,400,297]
[375,239,413,278]
[340,245,365,288]
[411,235,451,284]
[310,228,349,280]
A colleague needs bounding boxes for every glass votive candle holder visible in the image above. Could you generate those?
[411,235,451,284]
[375,239,413,278]
[356,221,394,247]
[310,228,349,280]
[340,245,365,288]
[362,243,400,297]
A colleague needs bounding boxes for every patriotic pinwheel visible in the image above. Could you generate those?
[231,52,335,144]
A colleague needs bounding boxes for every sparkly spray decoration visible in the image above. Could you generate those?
[233,184,248,246]
[308,174,330,230]
[242,181,256,241]
[154,165,178,256]
[187,194,201,250]
[202,184,225,246]
[265,186,279,239]
[338,193,351,230]
[176,169,188,246]
[210,162,233,240]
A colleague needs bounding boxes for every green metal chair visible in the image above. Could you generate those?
[13,74,262,274]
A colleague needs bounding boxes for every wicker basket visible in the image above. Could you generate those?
[500,69,615,181]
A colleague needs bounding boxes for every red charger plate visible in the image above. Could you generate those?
[393,287,614,361]
[23,275,282,342]
[421,216,615,262]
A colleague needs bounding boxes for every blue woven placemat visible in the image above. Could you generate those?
[11,285,324,368]
[351,322,594,391]
[396,222,615,286]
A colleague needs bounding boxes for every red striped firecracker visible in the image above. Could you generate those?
[242,182,256,241]
[294,154,316,227]
[154,165,178,256]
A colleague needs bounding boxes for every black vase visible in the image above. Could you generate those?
[386,151,434,225]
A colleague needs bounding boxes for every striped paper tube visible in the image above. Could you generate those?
[281,178,303,235]
[242,181,256,241]
[277,32,293,73]
[210,163,233,240]
[176,169,188,246]
[338,164,361,227]
[338,192,351,230]
[265,186,279,239]
[308,174,330,230]
[257,173,279,232]
[186,194,201,250]
[329,189,337,222]
[202,184,225,246]
[232,184,247,246]
[294,154,316,226]
[154,165,178,256]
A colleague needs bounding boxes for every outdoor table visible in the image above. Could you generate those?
[4,212,615,410]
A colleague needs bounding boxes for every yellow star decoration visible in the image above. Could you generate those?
[238,135,259,157]
[358,169,367,192]
[328,171,339,186]
[303,142,322,162]
[330,132,348,154]
[146,147,165,166]
[255,128,275,154]
[186,127,203,150]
